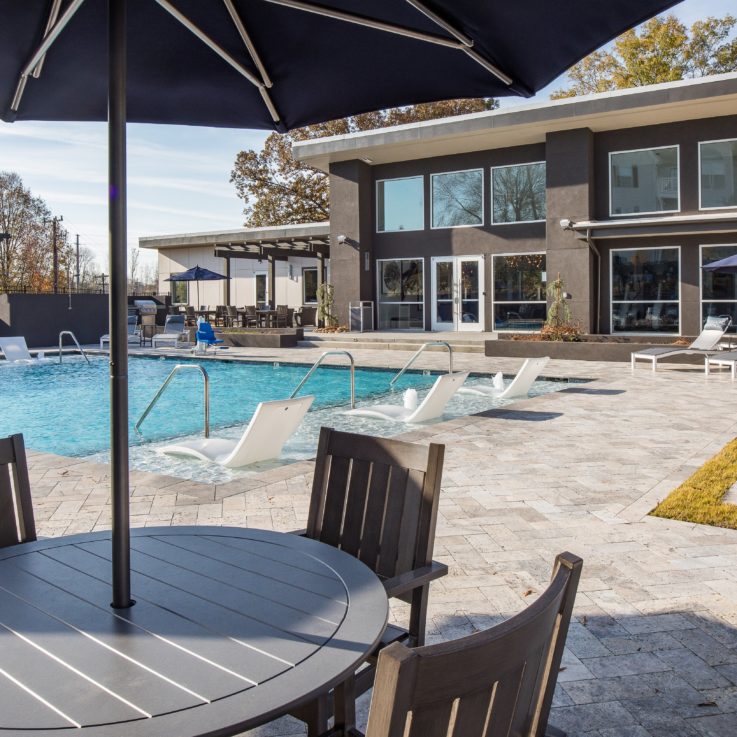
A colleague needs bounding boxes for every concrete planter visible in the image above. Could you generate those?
[485,337,701,363]
[221,328,304,348]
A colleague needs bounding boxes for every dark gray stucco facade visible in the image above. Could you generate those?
[299,75,737,336]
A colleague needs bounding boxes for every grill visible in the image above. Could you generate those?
[133,299,159,327]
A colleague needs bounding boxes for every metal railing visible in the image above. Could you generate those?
[58,330,90,364]
[135,364,210,437]
[290,350,355,409]
[390,341,453,386]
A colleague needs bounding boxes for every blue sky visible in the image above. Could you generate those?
[0,0,734,271]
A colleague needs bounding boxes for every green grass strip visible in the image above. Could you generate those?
[651,437,737,529]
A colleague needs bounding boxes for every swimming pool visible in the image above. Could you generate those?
[0,355,575,482]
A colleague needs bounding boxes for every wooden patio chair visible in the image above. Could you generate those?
[293,427,447,734]
[335,552,583,737]
[185,305,196,326]
[226,305,240,327]
[242,305,259,327]
[0,434,36,548]
[274,304,289,327]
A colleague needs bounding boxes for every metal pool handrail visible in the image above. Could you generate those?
[290,350,355,409]
[390,341,453,386]
[58,330,90,364]
[135,364,210,437]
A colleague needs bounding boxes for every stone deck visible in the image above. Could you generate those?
[27,346,737,736]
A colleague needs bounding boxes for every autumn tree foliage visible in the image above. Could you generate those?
[231,99,498,227]
[552,14,737,99]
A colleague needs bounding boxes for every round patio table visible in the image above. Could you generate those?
[0,526,388,737]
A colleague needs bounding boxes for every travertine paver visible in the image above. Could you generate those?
[23,346,737,736]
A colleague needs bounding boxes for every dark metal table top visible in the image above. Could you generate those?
[0,526,388,737]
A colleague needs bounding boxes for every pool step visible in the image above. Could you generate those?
[297,338,485,354]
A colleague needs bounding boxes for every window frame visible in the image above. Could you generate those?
[698,138,737,212]
[699,243,737,330]
[490,161,547,226]
[609,245,682,336]
[608,144,681,218]
[302,266,318,305]
[375,175,425,233]
[491,251,547,333]
[375,256,426,330]
[430,167,484,230]
[170,280,188,305]
[254,270,268,307]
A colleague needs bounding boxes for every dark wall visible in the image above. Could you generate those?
[0,294,109,348]
[594,114,737,219]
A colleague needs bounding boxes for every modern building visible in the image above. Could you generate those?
[143,72,737,337]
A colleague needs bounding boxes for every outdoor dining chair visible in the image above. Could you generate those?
[243,305,259,327]
[226,305,240,327]
[0,433,36,548]
[351,552,583,737]
[292,427,447,735]
[274,304,289,327]
[185,305,196,326]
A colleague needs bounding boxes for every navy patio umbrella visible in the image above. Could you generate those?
[702,254,737,274]
[165,264,228,311]
[0,0,682,607]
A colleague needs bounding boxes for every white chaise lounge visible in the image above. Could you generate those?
[705,351,737,380]
[159,395,314,467]
[100,315,141,350]
[345,371,469,423]
[0,337,38,363]
[458,357,550,400]
[152,315,188,349]
[631,316,731,371]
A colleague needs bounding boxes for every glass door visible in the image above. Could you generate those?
[431,256,484,331]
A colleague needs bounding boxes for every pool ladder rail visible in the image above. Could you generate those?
[135,364,210,438]
[290,350,355,409]
[390,341,453,387]
[58,330,90,365]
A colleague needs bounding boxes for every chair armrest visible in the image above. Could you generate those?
[382,561,448,598]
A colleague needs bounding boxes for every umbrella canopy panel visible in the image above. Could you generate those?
[703,254,737,273]
[165,265,228,282]
[2,0,682,131]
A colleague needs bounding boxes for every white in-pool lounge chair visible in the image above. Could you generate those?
[0,337,38,363]
[458,357,550,399]
[631,316,731,371]
[152,315,188,349]
[345,371,469,423]
[99,315,141,350]
[705,350,737,380]
[159,395,314,467]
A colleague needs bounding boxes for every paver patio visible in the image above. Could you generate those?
[25,346,737,736]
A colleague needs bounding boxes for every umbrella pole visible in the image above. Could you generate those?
[109,0,132,608]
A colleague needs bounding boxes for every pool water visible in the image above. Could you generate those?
[0,355,575,483]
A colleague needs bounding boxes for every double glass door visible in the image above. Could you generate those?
[431,256,484,331]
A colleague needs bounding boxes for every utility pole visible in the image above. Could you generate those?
[46,215,63,293]
[75,234,80,290]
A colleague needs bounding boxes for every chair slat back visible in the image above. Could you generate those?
[365,553,582,737]
[0,434,36,548]
[306,428,444,579]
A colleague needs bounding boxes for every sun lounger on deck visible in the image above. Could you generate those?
[631,316,731,371]
[345,372,469,423]
[458,357,550,399]
[159,396,314,467]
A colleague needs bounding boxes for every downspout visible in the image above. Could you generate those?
[585,228,601,335]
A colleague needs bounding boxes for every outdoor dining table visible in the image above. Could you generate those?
[0,526,388,737]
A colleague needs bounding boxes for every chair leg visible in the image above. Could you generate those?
[408,584,430,647]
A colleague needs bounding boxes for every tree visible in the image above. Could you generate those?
[0,172,66,292]
[231,99,498,227]
[551,14,737,99]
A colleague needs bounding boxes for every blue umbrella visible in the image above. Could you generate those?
[165,265,228,310]
[702,254,737,273]
[0,0,682,607]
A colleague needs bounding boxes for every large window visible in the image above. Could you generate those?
[493,253,547,331]
[610,146,679,216]
[491,162,546,224]
[170,281,188,305]
[611,247,680,333]
[702,245,737,331]
[700,140,737,210]
[302,267,318,304]
[376,176,424,232]
[431,169,483,228]
[377,258,424,329]
[255,272,268,308]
